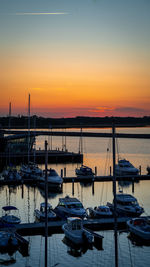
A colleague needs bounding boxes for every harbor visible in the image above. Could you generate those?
[0,127,150,266]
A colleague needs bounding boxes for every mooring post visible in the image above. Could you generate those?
[72,179,74,195]
[139,165,141,175]
[110,166,112,176]
[92,179,95,195]
[21,184,24,199]
[132,178,134,193]
[95,166,97,176]
[64,167,66,177]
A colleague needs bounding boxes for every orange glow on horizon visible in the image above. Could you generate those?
[0,37,150,117]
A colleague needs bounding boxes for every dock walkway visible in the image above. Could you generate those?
[3,217,132,236]
[0,174,150,186]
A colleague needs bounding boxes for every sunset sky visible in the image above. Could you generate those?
[0,0,150,117]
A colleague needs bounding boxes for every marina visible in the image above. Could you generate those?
[1,0,150,265]
[0,126,150,266]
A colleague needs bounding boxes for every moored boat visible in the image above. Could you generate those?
[38,168,63,191]
[87,205,113,218]
[3,168,22,182]
[20,162,42,180]
[127,217,150,240]
[1,206,21,224]
[34,202,57,221]
[115,159,139,176]
[75,165,94,177]
[62,217,93,245]
[54,195,87,219]
[107,193,144,217]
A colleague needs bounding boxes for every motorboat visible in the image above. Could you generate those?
[3,168,22,181]
[87,205,113,218]
[20,162,42,180]
[115,159,139,176]
[34,202,57,221]
[54,195,87,219]
[1,206,21,224]
[38,168,63,191]
[127,217,150,240]
[75,165,94,177]
[107,193,144,217]
[0,231,18,250]
[62,217,93,245]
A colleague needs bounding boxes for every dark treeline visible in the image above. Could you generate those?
[0,115,150,129]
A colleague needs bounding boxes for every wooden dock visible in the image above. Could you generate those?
[4,217,131,236]
[0,174,150,187]
[0,150,83,166]
[63,174,150,183]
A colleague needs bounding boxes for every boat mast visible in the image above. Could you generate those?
[112,122,118,267]
[28,94,30,164]
[45,140,48,267]
[79,126,83,154]
[8,102,11,165]
[33,115,36,164]
[8,102,11,130]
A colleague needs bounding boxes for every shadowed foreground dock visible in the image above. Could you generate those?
[9,217,132,236]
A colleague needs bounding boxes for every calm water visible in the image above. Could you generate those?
[0,127,150,266]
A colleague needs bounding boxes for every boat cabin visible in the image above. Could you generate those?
[58,196,84,209]
[40,203,52,213]
[115,194,138,205]
[2,205,21,224]
[96,206,111,212]
[67,217,83,231]
[2,205,19,215]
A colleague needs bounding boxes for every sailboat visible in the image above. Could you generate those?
[20,94,43,181]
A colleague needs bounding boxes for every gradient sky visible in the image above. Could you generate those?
[0,0,150,117]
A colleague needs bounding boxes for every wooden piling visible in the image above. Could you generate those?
[92,179,95,195]
[110,166,112,176]
[139,165,141,175]
[64,167,66,177]
[72,179,74,195]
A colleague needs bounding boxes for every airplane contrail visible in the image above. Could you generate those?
[15,12,69,15]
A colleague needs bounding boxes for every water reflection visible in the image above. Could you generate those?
[0,255,16,266]
[62,237,92,258]
[128,232,150,247]
[80,182,93,187]
[38,187,62,200]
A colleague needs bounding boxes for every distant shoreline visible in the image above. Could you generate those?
[0,115,150,129]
